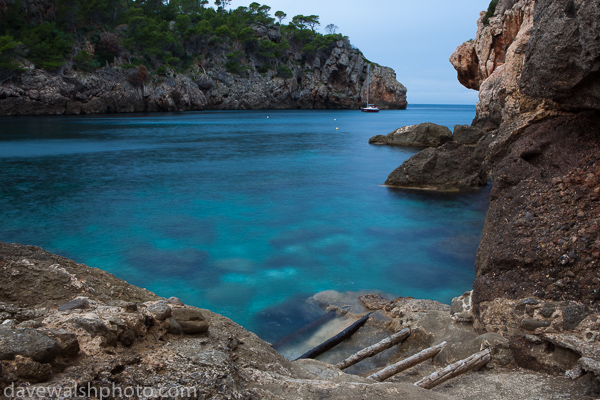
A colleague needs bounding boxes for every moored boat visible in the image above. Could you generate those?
[361,64,379,113]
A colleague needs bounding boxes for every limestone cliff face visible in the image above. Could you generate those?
[202,41,407,110]
[450,0,536,130]
[0,40,406,115]
[450,0,600,373]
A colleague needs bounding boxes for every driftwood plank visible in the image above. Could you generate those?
[336,328,410,370]
[367,341,447,382]
[414,348,491,389]
[295,312,373,360]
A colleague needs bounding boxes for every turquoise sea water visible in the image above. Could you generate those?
[0,105,489,343]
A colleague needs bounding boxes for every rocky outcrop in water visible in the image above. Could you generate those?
[369,123,452,147]
[384,142,487,190]
[370,123,490,191]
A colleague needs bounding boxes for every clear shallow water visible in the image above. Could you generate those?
[0,105,489,342]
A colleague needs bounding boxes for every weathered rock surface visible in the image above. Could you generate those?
[447,0,600,377]
[450,0,537,130]
[0,329,61,363]
[473,114,600,309]
[453,124,485,145]
[369,123,452,147]
[384,141,488,190]
[520,0,600,111]
[0,241,159,309]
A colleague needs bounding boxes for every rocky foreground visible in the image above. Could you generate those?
[1,242,599,399]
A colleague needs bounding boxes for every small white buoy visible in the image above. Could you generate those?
[334,118,336,121]
[267,116,269,119]
[336,127,339,130]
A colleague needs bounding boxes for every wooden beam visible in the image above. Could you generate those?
[336,328,410,370]
[414,348,491,389]
[295,312,373,360]
[367,341,447,382]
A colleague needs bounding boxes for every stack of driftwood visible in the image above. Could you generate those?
[295,312,491,390]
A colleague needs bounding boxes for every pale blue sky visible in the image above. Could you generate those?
[233,0,488,105]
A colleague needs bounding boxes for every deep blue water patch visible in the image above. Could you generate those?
[0,106,489,341]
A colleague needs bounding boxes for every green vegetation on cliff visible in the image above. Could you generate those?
[0,0,349,81]
[482,0,499,26]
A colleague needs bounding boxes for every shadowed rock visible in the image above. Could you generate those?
[384,142,487,190]
[453,125,485,145]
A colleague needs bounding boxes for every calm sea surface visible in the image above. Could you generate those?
[0,105,489,343]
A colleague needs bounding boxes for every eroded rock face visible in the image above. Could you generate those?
[204,44,407,111]
[453,125,485,145]
[520,0,600,111]
[0,69,207,116]
[473,114,600,310]
[450,0,536,130]
[450,0,600,374]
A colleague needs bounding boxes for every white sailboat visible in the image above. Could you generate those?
[361,63,379,113]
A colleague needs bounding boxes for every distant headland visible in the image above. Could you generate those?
[0,0,407,115]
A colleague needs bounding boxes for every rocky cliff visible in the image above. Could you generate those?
[447,0,600,374]
[200,41,406,111]
[0,18,407,115]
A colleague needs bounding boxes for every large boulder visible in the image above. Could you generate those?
[369,123,452,147]
[384,142,487,190]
